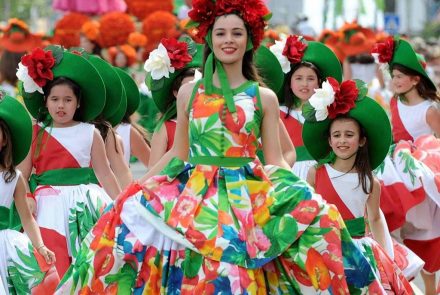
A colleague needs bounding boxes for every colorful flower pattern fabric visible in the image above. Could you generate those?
[58,81,384,294]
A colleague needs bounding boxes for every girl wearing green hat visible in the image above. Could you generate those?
[16,46,121,278]
[372,37,440,294]
[0,94,60,294]
[270,34,343,180]
[302,77,422,293]
[58,1,384,293]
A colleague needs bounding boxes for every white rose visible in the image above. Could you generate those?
[16,62,43,94]
[309,80,335,121]
[270,39,290,74]
[144,43,175,80]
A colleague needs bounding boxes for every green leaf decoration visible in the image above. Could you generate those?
[45,45,64,66]
[183,249,203,278]
[179,35,197,57]
[302,102,317,122]
[354,79,368,100]
[185,19,199,29]
[263,12,273,21]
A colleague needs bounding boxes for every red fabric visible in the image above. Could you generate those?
[31,125,81,174]
[165,120,176,152]
[315,166,355,220]
[279,110,303,147]
[40,227,71,277]
[404,236,440,272]
[390,98,414,142]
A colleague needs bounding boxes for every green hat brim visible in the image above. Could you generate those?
[391,39,437,92]
[87,55,124,121]
[149,44,203,114]
[114,67,139,117]
[107,83,127,126]
[255,45,284,94]
[302,97,391,170]
[302,41,343,83]
[22,51,106,122]
[0,96,32,164]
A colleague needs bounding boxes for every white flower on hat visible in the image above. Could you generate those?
[371,52,390,74]
[270,38,290,74]
[144,43,175,80]
[309,80,335,121]
[16,62,43,94]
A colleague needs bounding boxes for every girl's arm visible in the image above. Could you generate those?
[130,126,151,168]
[91,129,122,199]
[105,132,133,190]
[426,106,440,137]
[306,166,316,188]
[260,87,290,169]
[278,118,296,166]
[366,178,388,252]
[148,124,168,167]
[16,149,35,214]
[14,173,55,264]
[139,82,192,183]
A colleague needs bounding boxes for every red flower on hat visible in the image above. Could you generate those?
[327,77,358,119]
[161,38,192,70]
[282,35,307,64]
[21,48,55,87]
[371,36,394,63]
[188,0,217,39]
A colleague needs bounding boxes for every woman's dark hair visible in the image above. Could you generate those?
[0,50,24,85]
[328,116,373,194]
[392,63,440,102]
[121,114,150,145]
[347,53,375,64]
[0,120,16,183]
[40,77,83,122]
[92,116,122,153]
[283,62,323,116]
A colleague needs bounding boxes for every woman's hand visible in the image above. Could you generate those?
[36,245,56,265]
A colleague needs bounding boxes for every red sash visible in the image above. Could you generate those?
[279,109,303,147]
[390,98,413,142]
[165,120,176,152]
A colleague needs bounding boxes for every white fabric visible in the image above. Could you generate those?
[0,170,20,208]
[397,99,434,140]
[38,122,94,167]
[350,63,377,84]
[116,123,131,164]
[292,160,316,181]
[279,106,305,124]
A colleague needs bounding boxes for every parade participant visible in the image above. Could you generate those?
[302,78,422,293]
[16,47,121,277]
[0,94,59,294]
[270,35,342,179]
[372,37,440,295]
[57,1,385,293]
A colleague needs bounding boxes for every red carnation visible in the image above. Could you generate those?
[21,48,55,87]
[371,36,394,63]
[327,78,358,119]
[282,35,307,64]
[188,0,216,39]
[161,38,192,70]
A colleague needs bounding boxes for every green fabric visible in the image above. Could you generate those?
[29,167,99,193]
[0,95,32,165]
[295,145,314,161]
[114,67,140,117]
[344,217,366,237]
[301,41,343,83]
[0,204,21,231]
[255,46,284,95]
[189,156,254,167]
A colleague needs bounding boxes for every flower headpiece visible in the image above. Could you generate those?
[144,38,193,81]
[371,36,395,66]
[187,0,271,50]
[303,77,367,122]
[16,46,61,94]
[270,35,308,73]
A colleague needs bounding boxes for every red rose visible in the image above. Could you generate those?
[21,48,55,87]
[282,35,307,64]
[161,38,192,70]
[327,78,358,119]
[371,36,394,63]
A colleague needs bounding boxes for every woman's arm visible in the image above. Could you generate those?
[105,132,133,190]
[130,126,151,168]
[91,129,122,199]
[14,173,55,264]
[306,165,316,188]
[148,124,168,167]
[278,118,296,166]
[260,87,290,169]
[17,147,35,214]
[426,106,440,137]
[366,178,388,252]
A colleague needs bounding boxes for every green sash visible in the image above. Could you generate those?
[0,204,21,231]
[295,146,314,162]
[345,217,366,237]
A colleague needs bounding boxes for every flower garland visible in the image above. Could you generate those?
[187,0,271,49]
[302,77,365,122]
[270,35,308,74]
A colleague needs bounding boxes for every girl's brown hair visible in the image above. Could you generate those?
[0,120,16,183]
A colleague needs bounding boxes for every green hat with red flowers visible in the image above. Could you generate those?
[302,78,391,170]
[0,93,32,165]
[17,45,106,122]
[371,37,437,92]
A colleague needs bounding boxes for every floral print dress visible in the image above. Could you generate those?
[57,81,386,294]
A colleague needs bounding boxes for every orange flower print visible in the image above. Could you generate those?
[168,195,198,228]
[226,132,257,157]
[193,92,224,118]
[305,248,331,290]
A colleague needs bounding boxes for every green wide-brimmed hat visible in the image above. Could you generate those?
[255,45,285,95]
[113,67,139,117]
[19,46,106,122]
[302,80,391,170]
[146,40,203,114]
[0,94,32,165]
[390,38,437,92]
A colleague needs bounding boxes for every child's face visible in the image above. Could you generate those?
[45,84,79,127]
[115,52,127,68]
[391,69,420,95]
[290,66,319,104]
[328,118,366,160]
